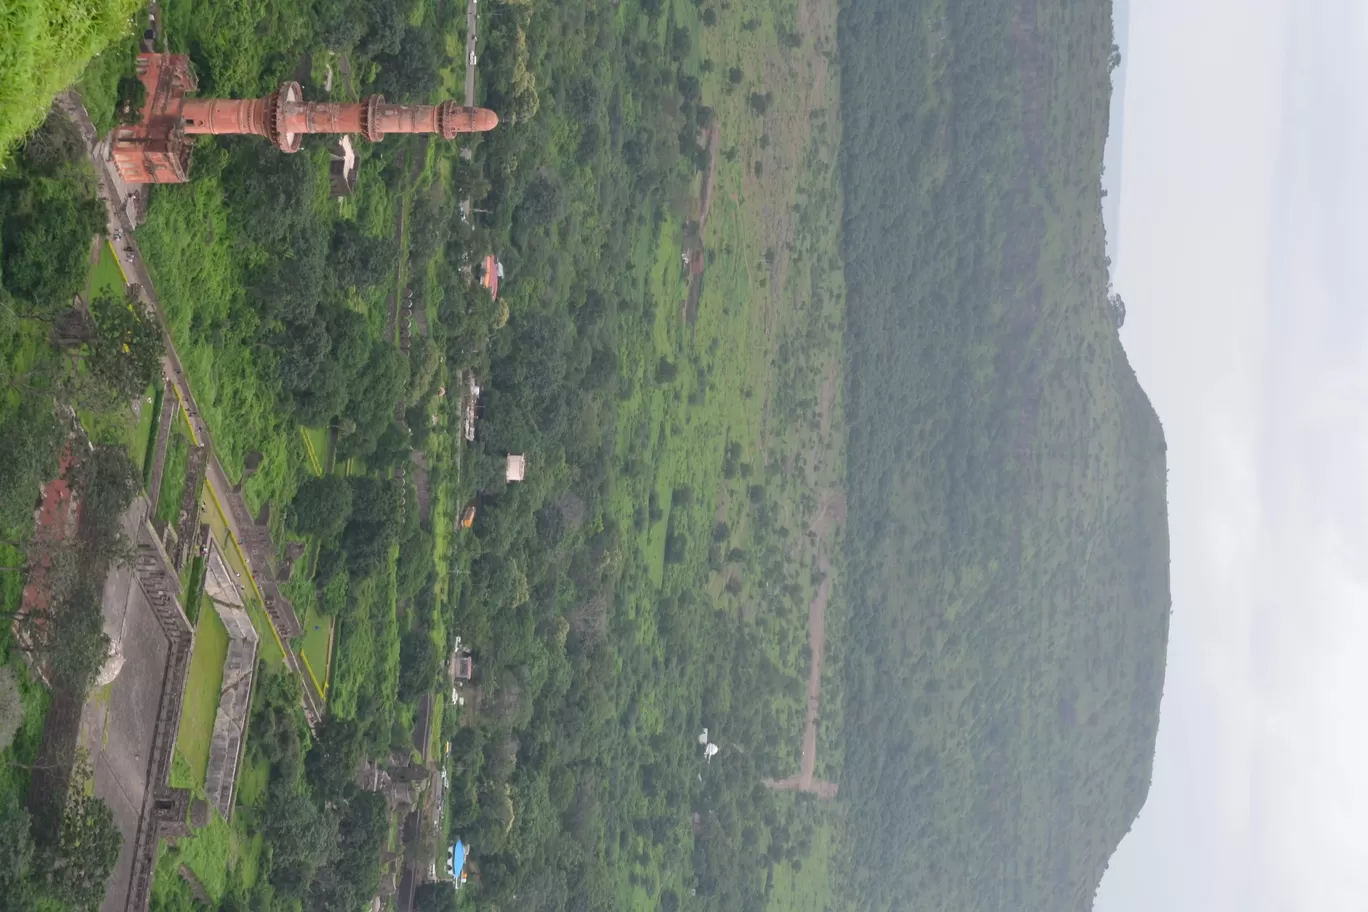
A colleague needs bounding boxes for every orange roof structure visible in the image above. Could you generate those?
[481,254,500,300]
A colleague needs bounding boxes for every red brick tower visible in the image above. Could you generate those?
[111,53,499,184]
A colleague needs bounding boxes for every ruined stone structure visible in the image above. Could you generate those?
[145,381,177,518]
[202,539,244,607]
[218,488,302,639]
[203,600,259,821]
[112,53,499,184]
[171,445,208,571]
[124,520,196,912]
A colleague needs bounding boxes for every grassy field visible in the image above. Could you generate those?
[133,383,161,476]
[768,812,842,912]
[301,426,328,475]
[298,601,332,700]
[89,239,126,297]
[150,804,263,907]
[154,420,191,526]
[175,602,230,788]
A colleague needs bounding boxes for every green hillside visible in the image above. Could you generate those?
[835,0,1171,908]
[0,0,140,161]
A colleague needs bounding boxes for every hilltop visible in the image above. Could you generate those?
[835,0,1171,908]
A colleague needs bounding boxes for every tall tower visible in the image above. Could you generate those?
[111,53,498,184]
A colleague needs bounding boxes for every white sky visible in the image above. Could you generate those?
[1094,0,1368,909]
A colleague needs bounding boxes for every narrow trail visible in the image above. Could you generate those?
[764,492,843,799]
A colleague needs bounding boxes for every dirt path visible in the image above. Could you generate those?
[698,120,722,232]
[683,122,722,326]
[764,491,843,799]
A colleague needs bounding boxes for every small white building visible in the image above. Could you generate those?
[506,454,526,483]
[329,136,357,198]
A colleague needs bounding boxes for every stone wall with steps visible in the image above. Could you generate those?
[203,600,259,821]
[124,518,195,912]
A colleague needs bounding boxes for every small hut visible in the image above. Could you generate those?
[329,136,357,198]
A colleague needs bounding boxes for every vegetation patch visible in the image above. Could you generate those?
[176,601,229,788]
[0,0,142,161]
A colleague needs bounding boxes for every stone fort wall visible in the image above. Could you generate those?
[203,598,259,821]
[123,519,195,912]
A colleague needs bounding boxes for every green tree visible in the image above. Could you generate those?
[341,477,405,575]
[37,772,122,910]
[261,786,338,898]
[304,717,365,802]
[396,526,434,601]
[413,882,459,912]
[0,667,21,753]
[398,629,443,702]
[82,290,163,404]
[373,27,442,102]
[0,400,63,531]
[44,580,111,693]
[0,793,35,911]
[317,788,388,904]
[0,173,102,313]
[289,475,354,540]
[68,445,140,555]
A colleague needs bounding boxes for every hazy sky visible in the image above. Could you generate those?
[1094,1,1368,910]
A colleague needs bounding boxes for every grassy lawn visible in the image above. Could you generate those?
[301,426,328,475]
[89,239,126,298]
[155,420,191,526]
[299,601,332,701]
[768,814,841,912]
[134,383,162,477]
[150,804,262,907]
[175,601,229,788]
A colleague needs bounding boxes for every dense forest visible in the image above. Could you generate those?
[834,0,1170,908]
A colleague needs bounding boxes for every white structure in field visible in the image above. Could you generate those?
[506,454,526,483]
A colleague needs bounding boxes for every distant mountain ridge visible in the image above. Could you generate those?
[1102,0,1132,271]
[834,0,1170,908]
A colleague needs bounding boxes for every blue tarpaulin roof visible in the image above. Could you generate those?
[449,840,466,873]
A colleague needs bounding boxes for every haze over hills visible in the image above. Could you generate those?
[835,0,1171,908]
